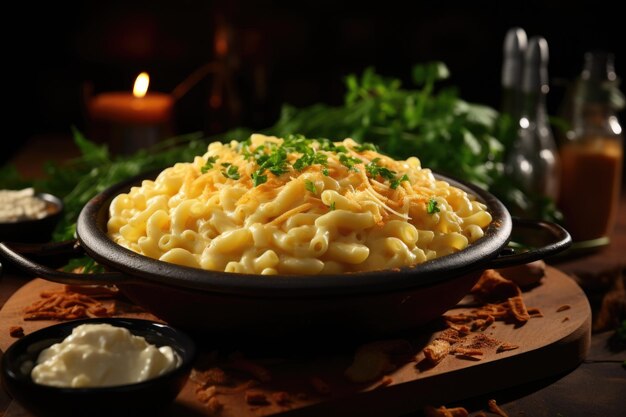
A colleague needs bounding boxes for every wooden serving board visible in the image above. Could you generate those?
[0,267,591,417]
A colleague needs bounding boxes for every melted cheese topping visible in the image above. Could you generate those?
[107,134,492,275]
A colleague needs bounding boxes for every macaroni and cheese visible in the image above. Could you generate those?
[107,134,492,275]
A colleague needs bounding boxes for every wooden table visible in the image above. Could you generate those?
[1,135,625,416]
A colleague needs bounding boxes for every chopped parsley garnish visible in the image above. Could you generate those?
[329,201,336,211]
[243,135,361,186]
[319,139,348,153]
[365,158,409,189]
[241,135,391,187]
[305,179,317,194]
[201,156,218,173]
[339,153,362,171]
[246,137,294,186]
[257,146,290,176]
[251,170,267,186]
[282,134,311,154]
[391,174,409,189]
[365,158,396,181]
[353,142,378,152]
[222,164,240,180]
[427,197,440,214]
[294,152,328,171]
[242,144,266,161]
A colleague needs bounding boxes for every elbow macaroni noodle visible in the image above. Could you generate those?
[107,134,492,275]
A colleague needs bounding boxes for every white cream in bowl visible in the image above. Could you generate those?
[30,323,179,388]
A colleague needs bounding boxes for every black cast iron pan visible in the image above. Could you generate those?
[0,170,571,339]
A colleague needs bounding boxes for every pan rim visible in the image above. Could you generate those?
[76,169,512,297]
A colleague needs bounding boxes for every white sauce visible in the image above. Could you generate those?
[30,323,180,388]
[0,188,48,222]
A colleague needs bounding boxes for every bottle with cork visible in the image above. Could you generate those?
[558,51,624,245]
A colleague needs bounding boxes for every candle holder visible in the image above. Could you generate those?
[84,73,175,155]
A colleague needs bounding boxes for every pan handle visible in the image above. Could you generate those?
[0,240,129,285]
[485,217,571,269]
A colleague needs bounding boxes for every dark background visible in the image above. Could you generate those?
[4,0,625,163]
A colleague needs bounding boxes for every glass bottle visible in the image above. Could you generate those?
[499,27,528,155]
[558,51,624,243]
[506,37,560,207]
[501,27,527,121]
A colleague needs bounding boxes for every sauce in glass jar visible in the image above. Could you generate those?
[557,51,624,242]
[558,136,623,241]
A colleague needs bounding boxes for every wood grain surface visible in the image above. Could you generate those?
[0,266,591,417]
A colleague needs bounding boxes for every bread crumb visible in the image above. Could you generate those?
[423,405,469,416]
[496,342,519,353]
[423,339,451,364]
[9,325,24,338]
[487,399,509,417]
[471,269,521,302]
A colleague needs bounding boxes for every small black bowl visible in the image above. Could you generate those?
[1,318,196,417]
[0,192,64,243]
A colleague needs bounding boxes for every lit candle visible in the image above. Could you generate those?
[87,72,174,154]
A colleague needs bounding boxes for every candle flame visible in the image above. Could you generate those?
[133,72,150,98]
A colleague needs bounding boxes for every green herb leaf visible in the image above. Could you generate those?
[251,170,267,186]
[294,151,328,171]
[305,179,317,194]
[390,174,409,189]
[365,157,381,176]
[63,256,104,274]
[339,154,362,171]
[366,158,406,188]
[222,165,240,180]
[411,61,450,86]
[353,142,377,152]
[368,164,396,181]
[283,133,311,153]
[319,139,348,153]
[71,126,109,164]
[201,156,218,173]
[329,201,336,211]
[427,198,440,214]
[258,146,290,176]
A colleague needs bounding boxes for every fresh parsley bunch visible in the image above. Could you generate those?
[266,62,559,221]
[267,62,504,191]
